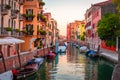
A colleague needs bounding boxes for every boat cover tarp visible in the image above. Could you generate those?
[88,50,96,55]
[0,70,13,80]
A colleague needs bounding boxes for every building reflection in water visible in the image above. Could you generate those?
[38,44,114,80]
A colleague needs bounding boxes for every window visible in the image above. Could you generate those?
[88,11,91,17]
[26,24,33,31]
[26,9,33,14]
[0,52,2,58]
[14,21,16,29]
[8,0,11,5]
[93,24,95,29]
[8,19,11,27]
[37,25,39,30]
[14,2,16,9]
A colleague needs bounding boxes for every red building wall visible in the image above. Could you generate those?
[101,41,116,51]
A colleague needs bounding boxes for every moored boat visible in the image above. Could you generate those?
[58,46,66,53]
[46,51,56,59]
[79,46,88,53]
[86,50,99,58]
[12,57,44,80]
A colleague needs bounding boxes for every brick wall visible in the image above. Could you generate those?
[0,47,50,73]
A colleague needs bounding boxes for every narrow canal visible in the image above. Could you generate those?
[26,45,115,80]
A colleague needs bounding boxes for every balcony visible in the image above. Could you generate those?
[1,5,8,15]
[11,10,17,19]
[23,14,35,21]
[18,14,24,21]
[19,0,24,5]
[37,14,47,22]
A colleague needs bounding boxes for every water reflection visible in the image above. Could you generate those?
[45,46,114,80]
[26,45,115,80]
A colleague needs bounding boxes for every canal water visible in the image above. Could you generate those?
[25,46,115,80]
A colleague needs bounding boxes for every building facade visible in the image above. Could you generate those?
[85,0,118,51]
[0,0,59,73]
[67,20,85,44]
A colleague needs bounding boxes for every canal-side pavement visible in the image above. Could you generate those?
[99,48,118,63]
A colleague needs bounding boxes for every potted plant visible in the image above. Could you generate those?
[40,29,47,35]
[23,14,35,20]
[38,14,47,22]
[23,14,35,18]
[15,9,20,13]
[15,28,20,33]
[5,27,12,35]
[39,2,45,6]
[37,46,42,49]
[5,27,12,31]
[5,4,11,10]
[21,30,27,34]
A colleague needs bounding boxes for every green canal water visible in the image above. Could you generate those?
[24,46,115,80]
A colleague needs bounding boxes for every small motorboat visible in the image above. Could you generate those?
[12,67,36,80]
[86,50,99,58]
[46,51,55,59]
[58,46,66,53]
[79,46,88,53]
[12,57,44,80]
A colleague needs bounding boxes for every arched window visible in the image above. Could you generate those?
[8,19,11,27]
[14,2,16,9]
[14,21,16,29]
[8,0,10,5]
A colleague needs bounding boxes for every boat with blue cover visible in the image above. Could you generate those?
[86,50,99,58]
[12,57,44,80]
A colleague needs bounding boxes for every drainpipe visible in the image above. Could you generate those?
[16,44,22,68]
[19,8,20,36]
[1,0,4,34]
[1,16,4,34]
[116,37,118,51]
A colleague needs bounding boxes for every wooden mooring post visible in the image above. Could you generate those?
[111,50,120,80]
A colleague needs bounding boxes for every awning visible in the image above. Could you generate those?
[0,37,25,71]
[0,37,25,45]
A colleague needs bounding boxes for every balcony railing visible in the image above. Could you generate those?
[11,10,17,19]
[23,14,35,21]
[0,28,12,36]
[19,0,24,5]
[37,14,47,22]
[0,5,8,15]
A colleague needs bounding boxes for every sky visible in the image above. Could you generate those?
[43,0,107,36]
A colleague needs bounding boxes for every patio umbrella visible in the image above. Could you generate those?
[0,37,25,71]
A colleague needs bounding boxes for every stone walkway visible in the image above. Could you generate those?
[99,48,118,63]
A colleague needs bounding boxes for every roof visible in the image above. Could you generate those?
[0,37,25,45]
[93,0,112,6]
